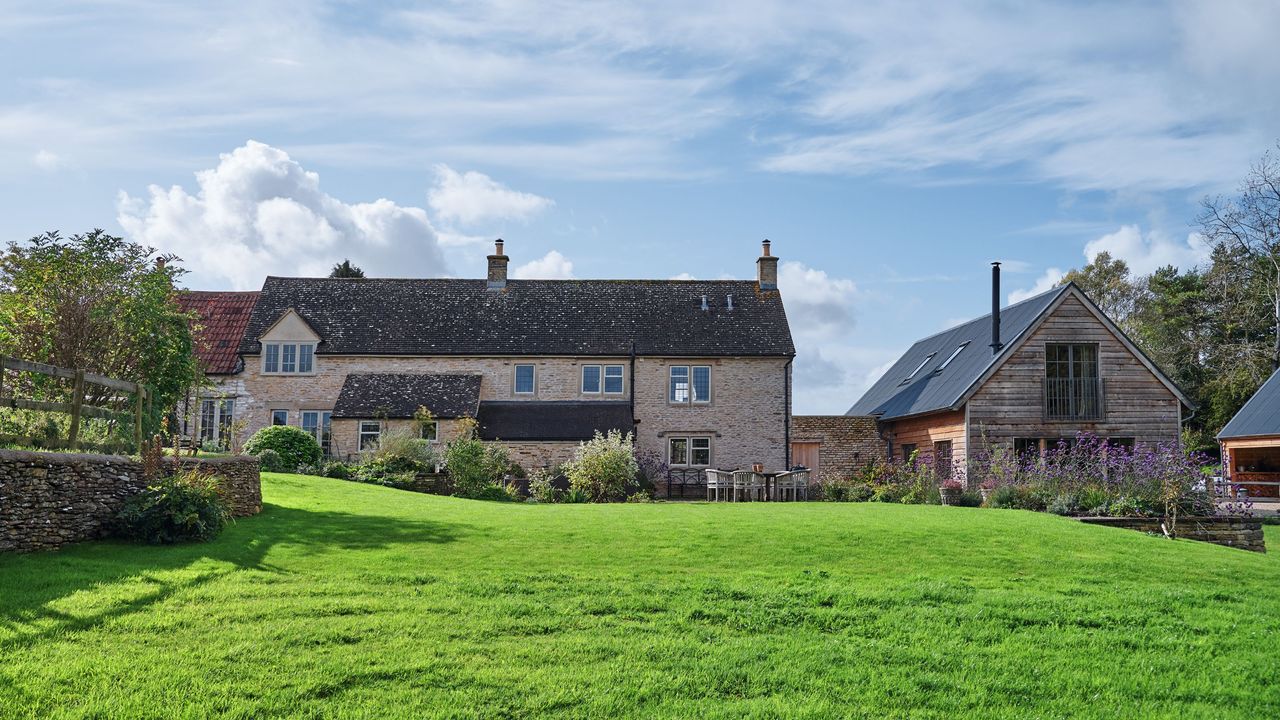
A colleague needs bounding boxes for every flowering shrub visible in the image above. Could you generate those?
[969,433,1220,526]
[819,433,1221,528]
[566,430,640,502]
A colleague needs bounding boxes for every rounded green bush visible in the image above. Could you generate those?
[255,448,288,473]
[243,425,321,470]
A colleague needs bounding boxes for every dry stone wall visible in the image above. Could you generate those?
[1078,516,1265,552]
[0,449,261,553]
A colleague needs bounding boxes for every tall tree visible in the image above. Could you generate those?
[329,259,365,278]
[1197,144,1280,371]
[0,230,201,439]
[1062,251,1145,337]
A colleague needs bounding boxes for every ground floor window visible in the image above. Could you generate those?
[1014,437,1043,459]
[359,421,381,450]
[271,409,288,426]
[301,411,333,457]
[198,398,235,450]
[669,436,712,467]
[934,440,953,479]
[900,443,918,464]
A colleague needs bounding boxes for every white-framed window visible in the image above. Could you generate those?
[604,365,624,394]
[359,421,381,451]
[271,409,288,426]
[581,364,625,394]
[301,410,333,457]
[201,399,236,449]
[669,365,711,404]
[420,420,438,442]
[669,436,712,467]
[514,364,535,395]
[262,342,316,375]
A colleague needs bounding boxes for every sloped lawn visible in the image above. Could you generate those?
[2,473,1278,719]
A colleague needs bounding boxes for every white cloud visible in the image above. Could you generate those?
[1083,224,1209,275]
[511,250,574,279]
[669,272,696,281]
[32,149,62,171]
[1008,267,1064,304]
[778,261,859,341]
[427,165,552,226]
[117,140,449,289]
[777,260,877,413]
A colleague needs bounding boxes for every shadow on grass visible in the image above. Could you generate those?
[0,503,469,650]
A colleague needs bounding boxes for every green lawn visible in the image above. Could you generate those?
[2,475,1279,719]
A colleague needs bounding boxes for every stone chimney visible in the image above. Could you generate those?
[756,239,778,291]
[487,238,509,290]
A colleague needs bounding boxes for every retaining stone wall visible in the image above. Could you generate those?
[0,449,261,553]
[1079,516,1265,552]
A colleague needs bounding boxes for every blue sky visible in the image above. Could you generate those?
[3,1,1278,413]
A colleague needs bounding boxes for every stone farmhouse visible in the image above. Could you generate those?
[175,290,259,449]
[847,264,1193,483]
[178,241,797,489]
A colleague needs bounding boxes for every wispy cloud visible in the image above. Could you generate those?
[4,1,1275,192]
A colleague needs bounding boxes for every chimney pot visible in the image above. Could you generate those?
[756,240,779,291]
[762,239,772,257]
[487,238,509,291]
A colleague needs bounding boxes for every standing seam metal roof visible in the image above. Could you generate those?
[846,286,1069,420]
[1218,367,1280,440]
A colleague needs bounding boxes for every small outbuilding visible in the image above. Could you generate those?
[1218,367,1280,499]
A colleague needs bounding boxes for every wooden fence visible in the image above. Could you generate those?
[0,356,149,451]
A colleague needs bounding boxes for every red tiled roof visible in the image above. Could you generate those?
[176,291,261,375]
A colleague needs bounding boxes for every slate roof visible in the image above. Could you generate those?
[332,373,482,419]
[847,285,1071,420]
[1218,368,1280,440]
[475,401,634,441]
[176,291,261,374]
[238,277,794,357]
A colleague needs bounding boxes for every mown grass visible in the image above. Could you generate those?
[2,473,1279,719]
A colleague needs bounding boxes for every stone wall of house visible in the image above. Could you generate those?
[330,418,465,463]
[238,353,791,474]
[1078,516,1265,552]
[237,355,633,457]
[0,449,261,554]
[790,415,886,481]
[498,442,581,472]
[631,355,790,473]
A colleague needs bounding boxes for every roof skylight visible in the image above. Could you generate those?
[935,343,969,372]
[900,353,937,385]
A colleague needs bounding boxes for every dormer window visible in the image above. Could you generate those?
[935,343,969,373]
[263,342,316,374]
[900,353,937,385]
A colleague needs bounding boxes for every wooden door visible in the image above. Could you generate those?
[791,441,820,475]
